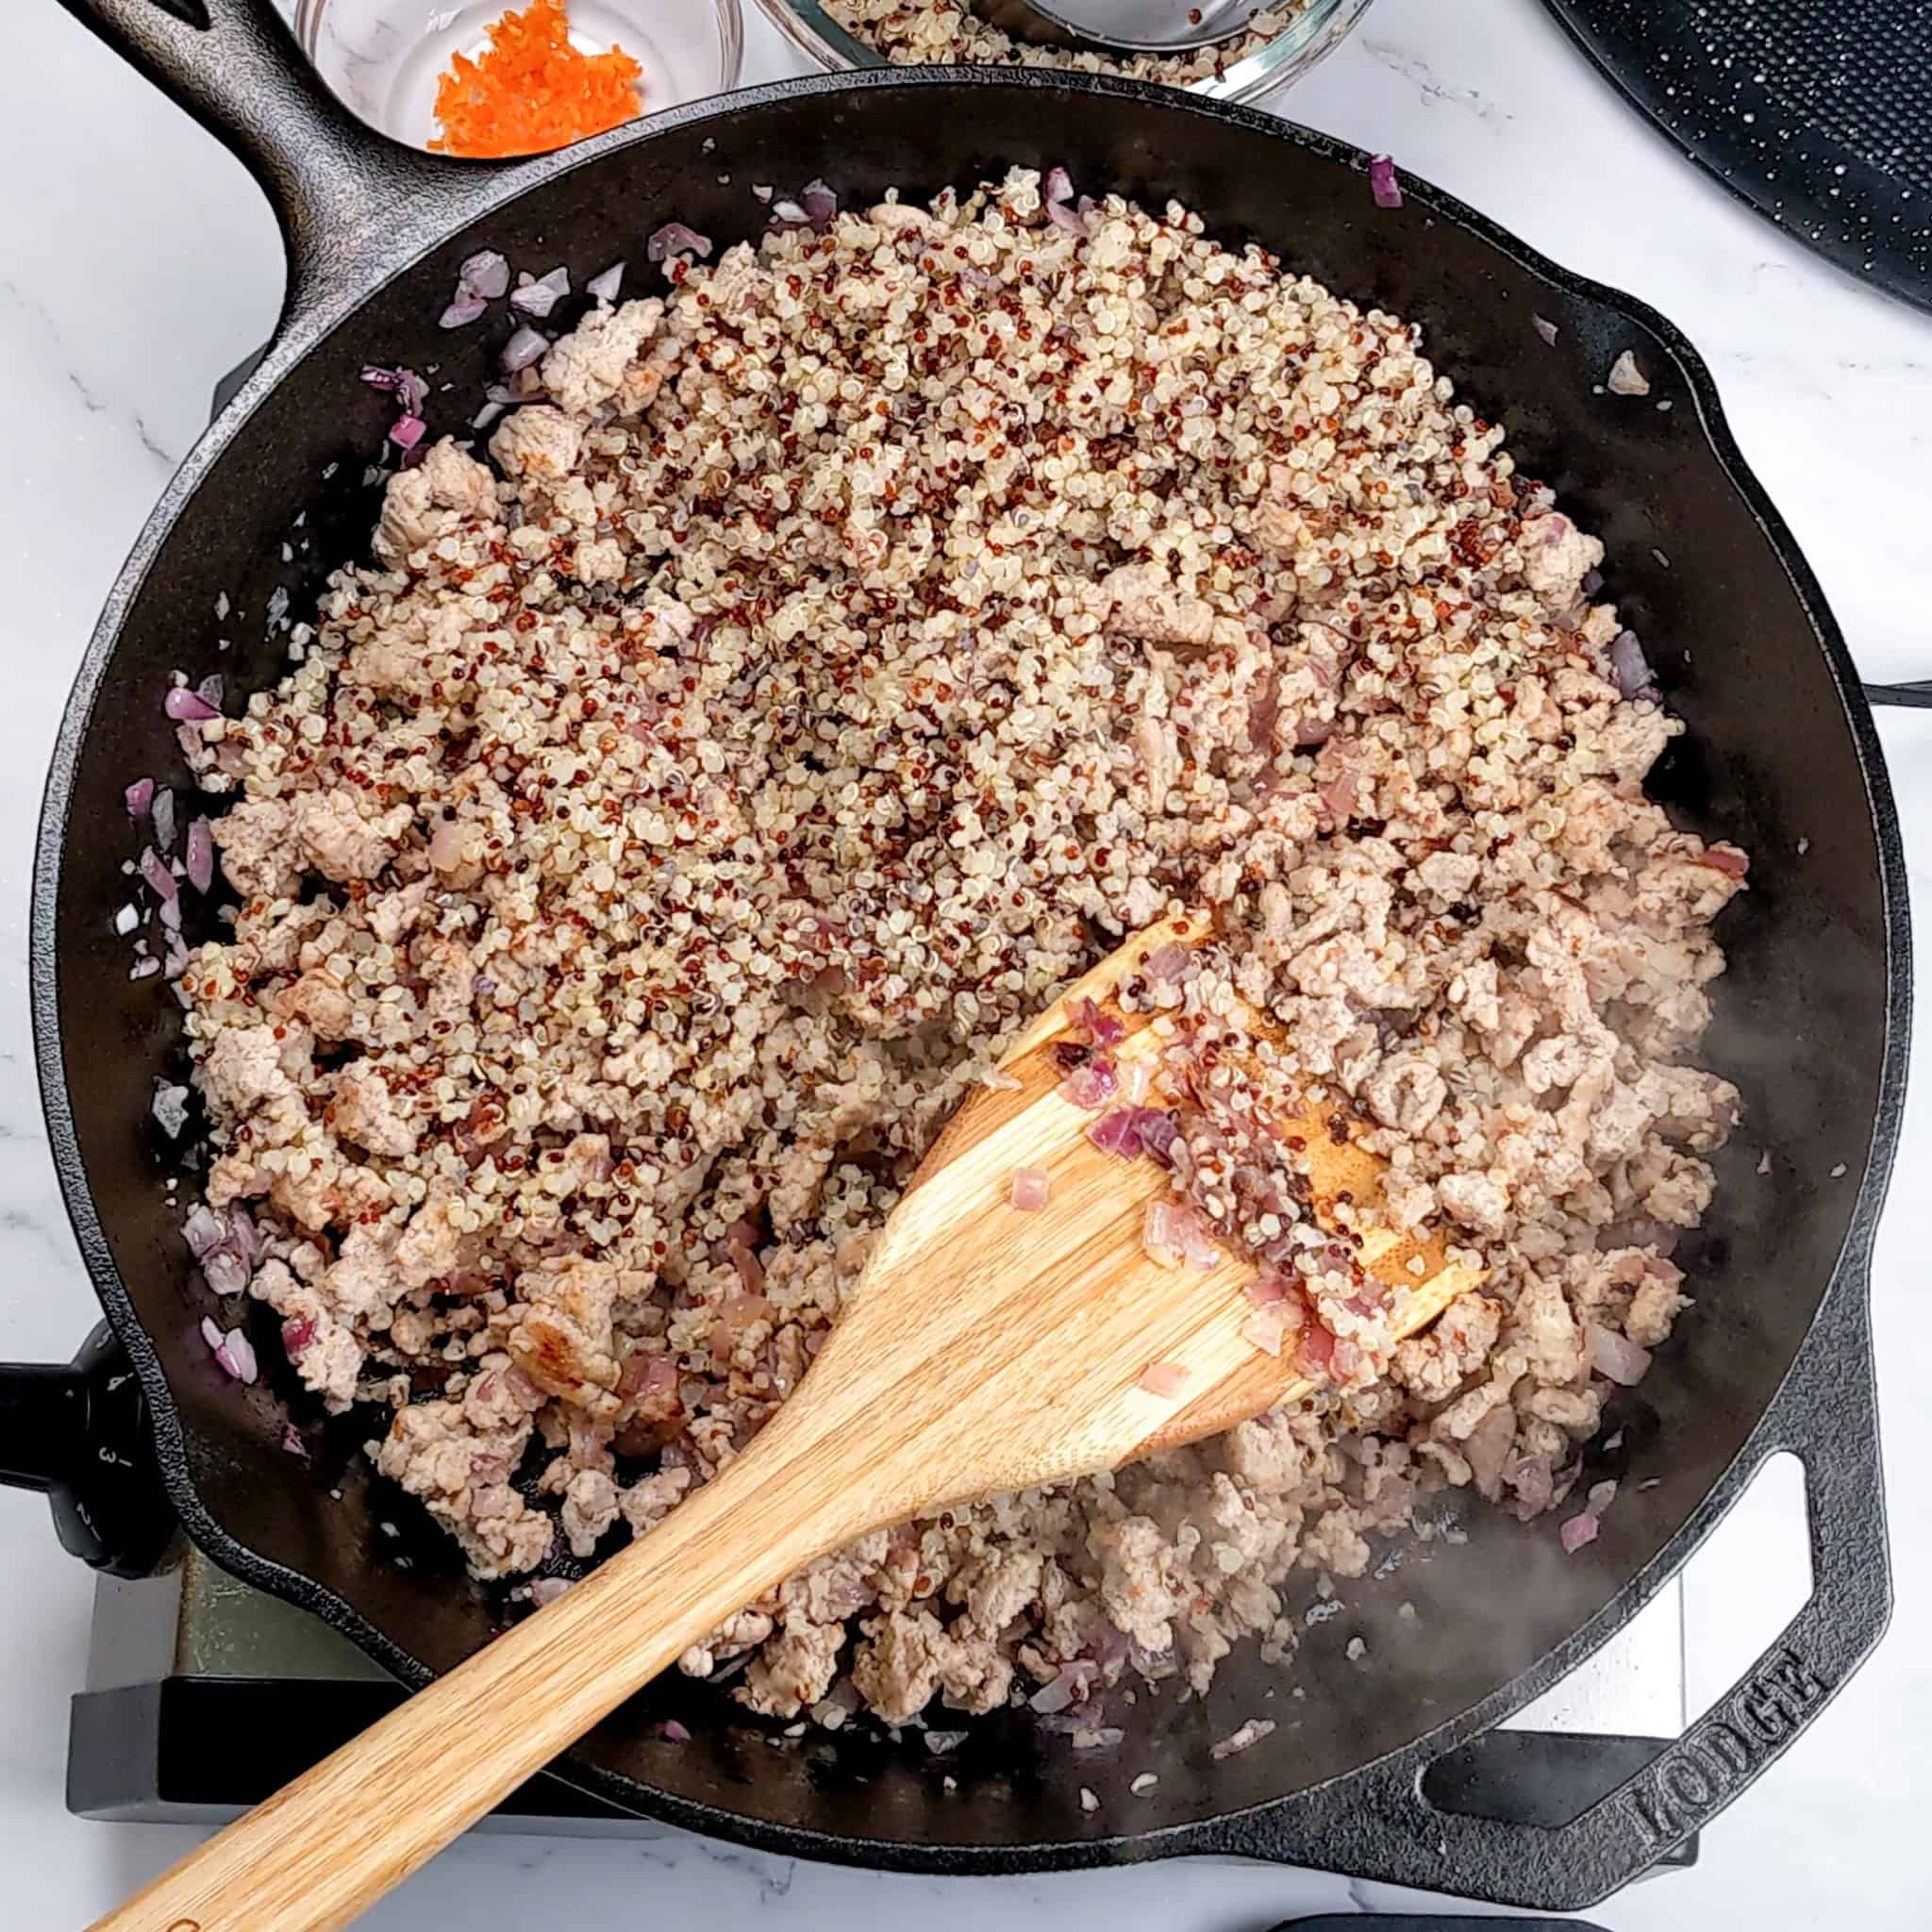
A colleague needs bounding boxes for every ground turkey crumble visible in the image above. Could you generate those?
[175,170,1744,1730]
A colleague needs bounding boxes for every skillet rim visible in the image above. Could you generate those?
[28,62,1911,1877]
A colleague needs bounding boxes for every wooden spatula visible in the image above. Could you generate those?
[92,910,1482,1932]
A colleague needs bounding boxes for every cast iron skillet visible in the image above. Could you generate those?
[14,0,1908,1910]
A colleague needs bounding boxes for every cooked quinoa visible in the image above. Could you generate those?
[175,169,1744,1728]
[818,0,1302,84]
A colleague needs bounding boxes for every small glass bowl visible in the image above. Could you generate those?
[295,0,743,152]
[749,0,1373,104]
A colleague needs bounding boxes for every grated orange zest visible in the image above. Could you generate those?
[429,0,643,160]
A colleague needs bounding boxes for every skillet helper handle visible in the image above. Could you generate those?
[52,0,479,328]
[82,1408,863,1932]
[1227,1260,1890,1911]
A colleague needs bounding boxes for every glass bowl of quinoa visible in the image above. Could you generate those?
[751,0,1374,102]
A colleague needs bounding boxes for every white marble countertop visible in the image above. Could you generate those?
[3,0,1928,1924]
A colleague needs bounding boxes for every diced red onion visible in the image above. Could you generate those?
[1587,1323,1653,1386]
[158,894,182,934]
[1069,996,1125,1048]
[472,401,507,432]
[1244,1274,1291,1307]
[1059,1058,1118,1109]
[163,685,219,723]
[1128,1112,1174,1166]
[800,178,839,229]
[1533,313,1559,347]
[1297,1320,1337,1374]
[124,777,155,820]
[1588,1478,1619,1516]
[1042,166,1090,239]
[139,847,177,905]
[281,1424,309,1459]
[586,260,625,304]
[151,787,176,853]
[196,673,225,709]
[1703,844,1750,879]
[659,1719,692,1742]
[183,1204,227,1258]
[390,414,427,453]
[1369,154,1403,209]
[500,327,551,374]
[361,365,427,416]
[1138,1361,1189,1397]
[203,1248,250,1298]
[646,222,713,262]
[769,199,809,227]
[227,1207,262,1267]
[1607,630,1654,699]
[1241,1307,1291,1356]
[202,1318,258,1385]
[1087,1108,1142,1159]
[1144,942,1189,985]
[1133,1108,1178,1168]
[1607,350,1651,397]
[1011,1167,1051,1211]
[958,266,999,291]
[282,1316,315,1357]
[163,931,191,980]
[527,1576,572,1607]
[511,266,571,318]
[440,290,489,329]
[1181,1219,1219,1270]
[129,957,161,982]
[1560,1509,1600,1554]
[924,1729,969,1755]
[185,818,215,893]
[460,249,511,300]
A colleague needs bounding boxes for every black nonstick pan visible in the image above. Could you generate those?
[8,0,1907,1911]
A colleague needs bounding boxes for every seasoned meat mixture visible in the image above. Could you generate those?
[175,171,1743,1728]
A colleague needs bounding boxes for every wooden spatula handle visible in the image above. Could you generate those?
[85,1417,858,1932]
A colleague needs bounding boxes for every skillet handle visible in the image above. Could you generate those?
[53,0,483,334]
[1219,1255,1890,1910]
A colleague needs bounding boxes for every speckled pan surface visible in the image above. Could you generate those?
[1539,0,1932,314]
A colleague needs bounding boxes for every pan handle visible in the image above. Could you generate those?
[54,0,493,335]
[1217,1251,1890,1910]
